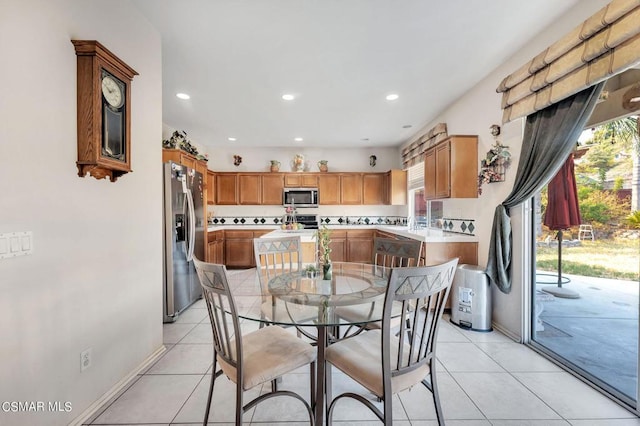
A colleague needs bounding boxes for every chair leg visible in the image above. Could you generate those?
[203,356,217,426]
[310,361,316,411]
[235,380,244,425]
[430,366,444,426]
[382,394,392,426]
[325,362,332,423]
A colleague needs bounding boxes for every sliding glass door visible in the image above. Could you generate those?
[530,116,640,409]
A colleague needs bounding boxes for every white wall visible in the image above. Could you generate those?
[0,1,162,425]
[407,0,611,339]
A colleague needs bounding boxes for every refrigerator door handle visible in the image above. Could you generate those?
[182,178,196,262]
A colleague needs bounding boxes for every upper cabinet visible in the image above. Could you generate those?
[318,174,341,205]
[238,173,261,205]
[206,170,406,206]
[215,173,238,205]
[385,170,407,205]
[362,173,385,205]
[284,173,318,188]
[424,135,478,200]
[340,174,363,205]
[207,170,215,205]
[261,174,285,205]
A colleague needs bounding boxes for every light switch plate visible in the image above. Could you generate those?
[0,232,33,259]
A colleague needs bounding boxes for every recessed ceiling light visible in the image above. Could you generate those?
[228,137,236,142]
[176,93,190,100]
[361,138,370,141]
[294,137,303,142]
[402,124,413,129]
[385,93,399,101]
[282,94,295,101]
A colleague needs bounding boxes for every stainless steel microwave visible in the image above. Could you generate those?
[283,188,319,207]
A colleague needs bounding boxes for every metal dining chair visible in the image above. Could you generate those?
[336,237,423,337]
[253,236,318,339]
[325,258,458,426]
[193,257,317,426]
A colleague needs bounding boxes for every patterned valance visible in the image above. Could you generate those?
[497,0,640,123]
[402,123,448,168]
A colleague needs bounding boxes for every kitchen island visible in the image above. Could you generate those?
[207,224,478,269]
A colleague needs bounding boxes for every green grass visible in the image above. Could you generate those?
[536,239,640,281]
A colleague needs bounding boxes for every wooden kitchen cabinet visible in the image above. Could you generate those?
[206,170,215,205]
[261,174,284,205]
[363,173,385,205]
[319,174,341,205]
[207,230,224,264]
[327,230,346,262]
[224,230,254,268]
[340,174,363,205]
[238,174,261,205]
[216,173,238,205]
[162,148,197,170]
[284,173,318,188]
[346,229,373,263]
[224,230,271,268]
[422,242,478,266]
[424,135,478,200]
[385,169,407,205]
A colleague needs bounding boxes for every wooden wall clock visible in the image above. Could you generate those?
[72,40,138,182]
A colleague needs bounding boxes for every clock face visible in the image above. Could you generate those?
[101,74,124,108]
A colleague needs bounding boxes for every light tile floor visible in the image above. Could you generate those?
[85,269,640,425]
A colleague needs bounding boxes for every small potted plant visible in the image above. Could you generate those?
[316,225,332,279]
[304,264,318,279]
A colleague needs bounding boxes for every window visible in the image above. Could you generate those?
[407,163,426,227]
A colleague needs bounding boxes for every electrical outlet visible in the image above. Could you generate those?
[80,348,92,372]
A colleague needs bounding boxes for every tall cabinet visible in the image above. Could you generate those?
[424,135,478,200]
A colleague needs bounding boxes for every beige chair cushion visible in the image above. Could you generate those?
[217,325,316,390]
[325,329,430,398]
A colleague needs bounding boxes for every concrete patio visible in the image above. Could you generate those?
[535,272,639,401]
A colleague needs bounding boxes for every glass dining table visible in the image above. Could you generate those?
[235,262,392,425]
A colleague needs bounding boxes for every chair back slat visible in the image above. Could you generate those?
[382,259,458,382]
[254,237,303,290]
[373,237,422,268]
[194,257,241,369]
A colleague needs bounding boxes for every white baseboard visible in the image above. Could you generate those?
[492,322,522,343]
[68,345,167,426]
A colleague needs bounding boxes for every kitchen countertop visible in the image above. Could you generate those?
[207,224,478,243]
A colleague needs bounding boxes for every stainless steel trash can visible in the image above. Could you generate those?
[450,264,492,332]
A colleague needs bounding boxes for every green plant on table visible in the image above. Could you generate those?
[316,225,332,265]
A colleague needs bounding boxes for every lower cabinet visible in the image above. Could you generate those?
[224,230,271,268]
[422,242,478,266]
[327,230,346,262]
[207,230,224,264]
[346,230,373,263]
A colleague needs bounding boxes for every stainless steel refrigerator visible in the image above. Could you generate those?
[163,161,205,323]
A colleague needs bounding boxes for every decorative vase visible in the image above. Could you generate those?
[292,154,305,172]
[322,263,332,280]
[317,160,328,172]
[270,160,280,172]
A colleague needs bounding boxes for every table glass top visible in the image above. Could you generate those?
[235,262,391,327]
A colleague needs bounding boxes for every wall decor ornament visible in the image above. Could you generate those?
[477,141,511,195]
[162,130,199,156]
[369,155,377,167]
[233,155,242,166]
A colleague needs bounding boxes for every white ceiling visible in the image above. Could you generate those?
[132,0,579,149]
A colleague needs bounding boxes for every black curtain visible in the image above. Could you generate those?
[486,82,604,293]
